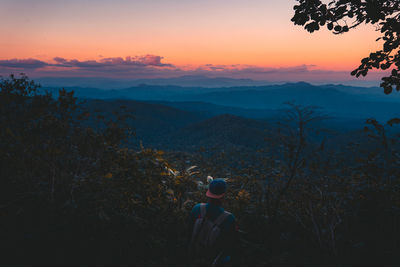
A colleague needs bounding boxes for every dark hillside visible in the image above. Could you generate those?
[81,99,380,152]
[150,100,280,118]
[166,114,269,151]
[83,99,208,147]
[83,99,271,151]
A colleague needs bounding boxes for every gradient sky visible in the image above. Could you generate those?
[0,0,384,83]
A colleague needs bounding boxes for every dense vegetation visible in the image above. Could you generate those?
[1,75,400,266]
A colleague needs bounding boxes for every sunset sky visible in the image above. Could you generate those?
[0,0,385,83]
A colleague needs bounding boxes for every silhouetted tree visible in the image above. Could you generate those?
[291,0,400,94]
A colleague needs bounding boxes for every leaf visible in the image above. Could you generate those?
[186,165,198,173]
[384,85,393,94]
[334,25,342,32]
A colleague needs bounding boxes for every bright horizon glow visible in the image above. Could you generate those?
[0,0,383,82]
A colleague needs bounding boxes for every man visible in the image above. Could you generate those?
[188,178,238,266]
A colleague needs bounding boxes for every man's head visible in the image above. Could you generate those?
[206,179,227,203]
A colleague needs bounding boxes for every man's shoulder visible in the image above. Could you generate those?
[190,203,204,217]
[193,203,203,208]
[192,203,205,210]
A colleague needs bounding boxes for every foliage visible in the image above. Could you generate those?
[0,75,179,266]
[291,0,400,94]
[1,75,400,266]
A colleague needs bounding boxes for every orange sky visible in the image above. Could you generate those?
[0,0,382,79]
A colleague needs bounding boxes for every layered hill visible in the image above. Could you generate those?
[42,82,400,121]
[82,99,369,152]
[84,99,271,151]
[84,99,207,147]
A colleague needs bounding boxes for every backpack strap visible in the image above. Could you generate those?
[214,211,230,227]
[190,204,208,246]
[200,203,207,218]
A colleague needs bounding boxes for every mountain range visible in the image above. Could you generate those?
[37,75,273,89]
[82,98,374,152]
[43,81,400,121]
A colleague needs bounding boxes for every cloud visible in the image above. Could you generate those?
[52,55,174,68]
[0,55,174,70]
[0,58,49,69]
[182,64,323,79]
[128,55,173,67]
[0,56,383,85]
[53,57,102,68]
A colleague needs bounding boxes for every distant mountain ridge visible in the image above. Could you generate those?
[42,82,400,121]
[37,75,273,89]
[36,75,381,89]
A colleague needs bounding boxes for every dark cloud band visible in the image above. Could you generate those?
[0,56,382,83]
[0,55,174,70]
[0,58,49,69]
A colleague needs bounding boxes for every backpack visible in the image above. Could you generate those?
[190,203,231,258]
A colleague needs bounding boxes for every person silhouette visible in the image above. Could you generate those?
[188,178,238,266]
